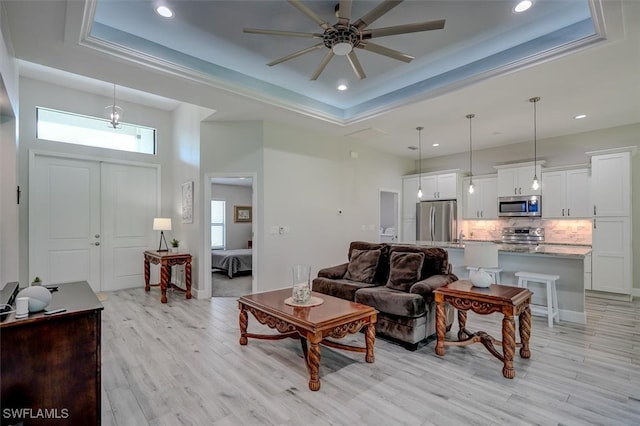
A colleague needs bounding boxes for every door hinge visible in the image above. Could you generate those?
[16,185,21,204]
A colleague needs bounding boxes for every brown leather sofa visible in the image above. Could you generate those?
[313,241,457,350]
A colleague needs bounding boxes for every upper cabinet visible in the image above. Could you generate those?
[419,172,457,200]
[541,167,591,218]
[495,163,543,197]
[590,151,632,217]
[462,176,497,219]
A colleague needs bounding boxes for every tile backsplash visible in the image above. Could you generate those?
[461,218,592,245]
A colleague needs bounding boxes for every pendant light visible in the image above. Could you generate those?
[530,96,540,190]
[105,83,123,129]
[416,126,424,199]
[466,114,475,194]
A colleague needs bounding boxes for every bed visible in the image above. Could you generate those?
[211,249,252,278]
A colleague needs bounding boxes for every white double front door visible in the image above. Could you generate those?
[29,155,159,292]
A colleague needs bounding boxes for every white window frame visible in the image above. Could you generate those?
[211,199,226,250]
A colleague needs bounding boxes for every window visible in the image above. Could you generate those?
[211,200,226,249]
[36,107,156,154]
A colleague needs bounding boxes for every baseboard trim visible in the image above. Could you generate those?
[586,289,634,302]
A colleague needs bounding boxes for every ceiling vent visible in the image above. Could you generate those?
[345,127,387,139]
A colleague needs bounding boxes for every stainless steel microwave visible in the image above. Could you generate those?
[498,195,541,217]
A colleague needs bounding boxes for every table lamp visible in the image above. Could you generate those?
[464,242,499,287]
[153,217,172,252]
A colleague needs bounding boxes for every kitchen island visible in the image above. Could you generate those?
[402,241,591,324]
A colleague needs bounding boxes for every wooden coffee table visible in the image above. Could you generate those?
[238,288,377,391]
[434,280,532,379]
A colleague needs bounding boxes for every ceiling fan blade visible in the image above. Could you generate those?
[244,28,323,39]
[310,51,335,80]
[364,20,446,38]
[267,43,324,67]
[358,42,414,63]
[337,0,352,26]
[347,51,366,80]
[353,0,403,30]
[288,0,331,30]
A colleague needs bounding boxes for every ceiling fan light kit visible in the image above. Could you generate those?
[244,0,445,81]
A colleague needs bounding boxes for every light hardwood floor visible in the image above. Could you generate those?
[101,289,640,425]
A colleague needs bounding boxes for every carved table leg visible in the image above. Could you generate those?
[457,310,468,340]
[502,315,516,379]
[519,305,531,358]
[144,258,150,291]
[435,300,446,356]
[307,333,322,391]
[239,307,248,345]
[160,263,169,303]
[365,323,375,363]
[185,259,192,299]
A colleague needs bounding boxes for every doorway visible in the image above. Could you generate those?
[204,173,258,298]
[379,189,399,243]
[29,153,159,292]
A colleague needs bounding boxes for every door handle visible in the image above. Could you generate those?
[95,234,100,238]
[562,208,565,217]
[593,205,597,215]
[593,218,596,229]
[92,242,100,246]
[567,208,570,216]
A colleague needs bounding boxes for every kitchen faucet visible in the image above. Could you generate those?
[458,231,465,244]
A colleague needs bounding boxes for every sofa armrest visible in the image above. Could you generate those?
[409,274,457,303]
[317,263,349,279]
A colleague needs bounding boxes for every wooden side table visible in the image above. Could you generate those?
[434,280,532,379]
[144,250,192,303]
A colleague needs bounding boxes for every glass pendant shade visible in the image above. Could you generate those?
[105,83,123,129]
[466,114,475,194]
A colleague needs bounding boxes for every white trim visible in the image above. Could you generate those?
[203,172,258,299]
[585,146,637,157]
[493,160,547,170]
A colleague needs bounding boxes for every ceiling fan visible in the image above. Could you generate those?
[244,0,445,80]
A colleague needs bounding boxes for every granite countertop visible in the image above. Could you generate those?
[401,240,592,259]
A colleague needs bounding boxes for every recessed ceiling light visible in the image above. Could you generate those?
[574,114,587,119]
[337,84,348,91]
[156,5,174,18]
[514,1,533,13]
[432,143,440,147]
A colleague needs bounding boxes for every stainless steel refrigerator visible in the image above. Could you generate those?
[416,200,457,242]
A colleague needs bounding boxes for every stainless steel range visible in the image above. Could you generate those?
[499,227,544,245]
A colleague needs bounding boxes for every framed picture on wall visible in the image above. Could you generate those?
[182,181,193,223]
[234,205,252,223]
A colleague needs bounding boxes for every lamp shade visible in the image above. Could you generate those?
[153,217,172,231]
[464,242,499,269]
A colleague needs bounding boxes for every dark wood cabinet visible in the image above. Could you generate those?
[1,281,103,425]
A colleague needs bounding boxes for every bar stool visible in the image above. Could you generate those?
[515,271,559,327]
[467,267,502,284]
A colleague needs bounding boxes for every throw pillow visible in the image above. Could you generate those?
[344,248,381,283]
[386,251,425,292]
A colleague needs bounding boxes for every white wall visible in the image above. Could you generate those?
[211,183,252,250]
[419,123,640,290]
[0,6,19,286]
[17,77,174,286]
[260,121,413,291]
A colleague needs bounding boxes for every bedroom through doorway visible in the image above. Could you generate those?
[209,175,255,298]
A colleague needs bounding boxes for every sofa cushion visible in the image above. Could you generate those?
[312,277,377,301]
[344,248,381,283]
[389,245,449,280]
[355,287,427,318]
[385,251,425,292]
[348,241,390,284]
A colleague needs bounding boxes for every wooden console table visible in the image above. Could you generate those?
[1,281,103,425]
[144,250,192,303]
[434,280,532,379]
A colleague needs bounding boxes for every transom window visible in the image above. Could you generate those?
[36,107,156,155]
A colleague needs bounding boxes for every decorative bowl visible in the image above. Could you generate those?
[470,269,492,288]
[17,285,52,312]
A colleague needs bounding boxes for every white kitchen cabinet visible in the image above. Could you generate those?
[496,164,542,196]
[591,216,631,295]
[583,253,592,290]
[591,151,631,217]
[402,176,419,220]
[587,147,635,298]
[402,218,416,242]
[462,176,497,219]
[419,172,457,200]
[541,168,590,218]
